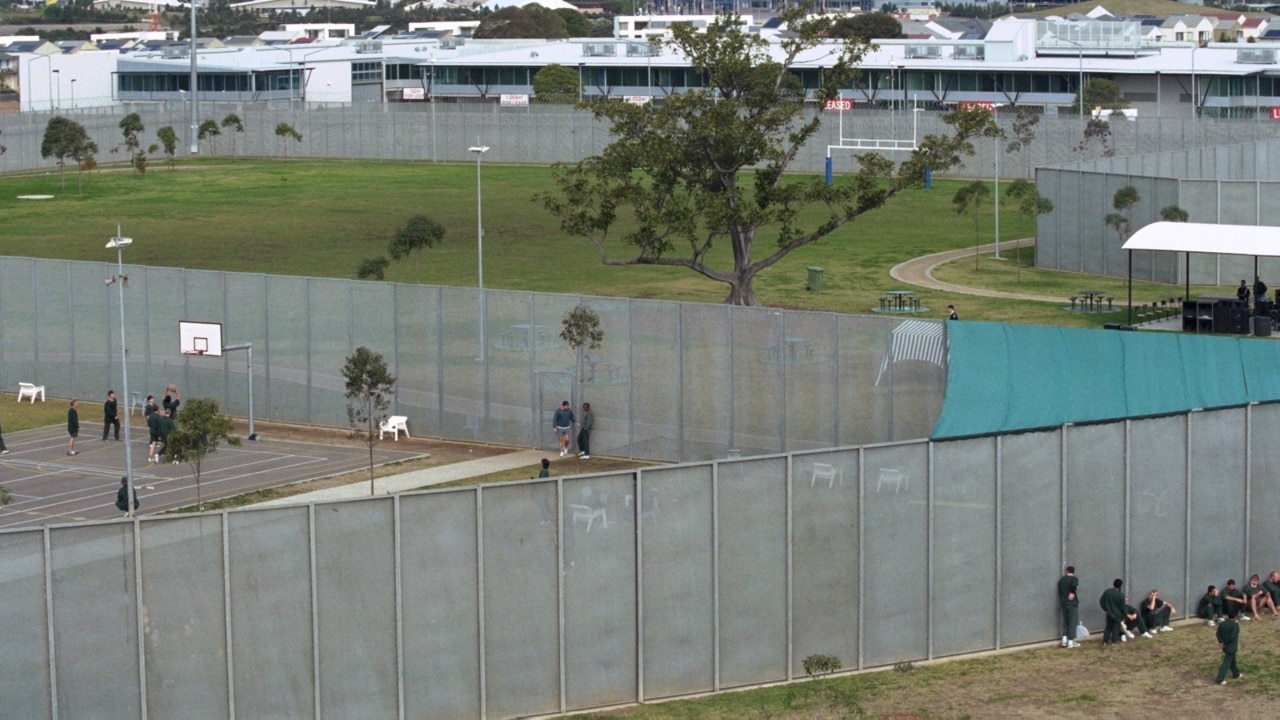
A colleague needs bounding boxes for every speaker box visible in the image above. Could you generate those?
[1217,300,1249,334]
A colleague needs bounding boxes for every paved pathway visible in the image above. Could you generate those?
[890,238,1066,303]
[256,449,549,506]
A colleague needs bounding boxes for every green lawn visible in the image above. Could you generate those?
[0,159,1134,324]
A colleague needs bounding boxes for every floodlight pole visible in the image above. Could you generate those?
[189,0,199,154]
[106,227,135,517]
[224,342,257,440]
[469,142,489,362]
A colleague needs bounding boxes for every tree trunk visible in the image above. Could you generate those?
[722,281,760,306]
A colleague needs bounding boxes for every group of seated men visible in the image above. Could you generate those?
[1118,588,1178,640]
[1196,572,1280,626]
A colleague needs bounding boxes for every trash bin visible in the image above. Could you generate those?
[806,266,824,292]
[1254,316,1271,337]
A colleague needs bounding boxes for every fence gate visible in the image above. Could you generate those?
[537,371,573,450]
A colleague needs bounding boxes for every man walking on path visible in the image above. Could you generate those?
[102,390,120,441]
[552,401,576,457]
[1100,578,1127,647]
[1058,566,1080,648]
[66,399,80,456]
[1215,606,1242,685]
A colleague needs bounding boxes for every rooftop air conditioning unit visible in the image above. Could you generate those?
[1237,48,1276,64]
[583,42,617,57]
[953,45,985,60]
[626,41,658,57]
[905,44,941,59]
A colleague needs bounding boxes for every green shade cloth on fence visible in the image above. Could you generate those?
[932,321,1280,439]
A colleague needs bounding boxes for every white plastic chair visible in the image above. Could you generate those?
[17,383,45,403]
[379,415,410,441]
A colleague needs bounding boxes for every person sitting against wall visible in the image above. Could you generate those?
[1140,588,1176,632]
[1198,585,1224,627]
[1263,571,1280,609]
[1243,574,1278,618]
[1123,597,1155,639]
[1223,579,1250,621]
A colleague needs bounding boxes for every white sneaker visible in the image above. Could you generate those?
[1066,640,1079,648]
[1120,634,1127,642]
[581,455,590,459]
[1161,625,1174,632]
[1124,630,1135,639]
[1208,620,1216,627]
[1141,631,1154,638]
[1061,636,1069,648]
[1241,615,1251,621]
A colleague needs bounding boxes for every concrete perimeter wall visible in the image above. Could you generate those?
[2,404,1277,718]
[3,103,1280,181]
[1038,137,1280,285]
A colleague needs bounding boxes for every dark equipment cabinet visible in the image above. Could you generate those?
[1183,296,1249,334]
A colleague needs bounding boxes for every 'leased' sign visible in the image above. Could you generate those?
[823,98,853,111]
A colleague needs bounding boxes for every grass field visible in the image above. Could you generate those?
[3,159,1267,718]
[0,159,1214,327]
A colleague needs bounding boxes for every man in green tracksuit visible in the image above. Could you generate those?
[1214,607,1242,684]
[1100,578,1127,646]
[1058,566,1080,648]
[576,402,593,460]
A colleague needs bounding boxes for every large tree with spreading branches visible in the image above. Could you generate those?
[539,5,1001,305]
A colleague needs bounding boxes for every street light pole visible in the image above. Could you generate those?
[469,142,490,360]
[189,1,199,154]
[70,78,76,110]
[52,68,60,111]
[106,227,136,518]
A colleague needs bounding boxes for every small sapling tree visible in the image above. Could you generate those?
[342,346,396,494]
[165,397,241,511]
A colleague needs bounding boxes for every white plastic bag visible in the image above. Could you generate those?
[1076,622,1090,638]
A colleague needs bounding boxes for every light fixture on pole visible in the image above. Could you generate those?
[105,227,136,518]
[469,142,489,361]
[70,78,76,110]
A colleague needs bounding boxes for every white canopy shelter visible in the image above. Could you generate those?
[1124,222,1280,257]
[1122,222,1280,326]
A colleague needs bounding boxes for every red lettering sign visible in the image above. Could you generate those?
[1271,107,1280,121]
[958,101,997,114]
[824,98,854,112]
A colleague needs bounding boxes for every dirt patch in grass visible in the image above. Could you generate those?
[584,618,1280,719]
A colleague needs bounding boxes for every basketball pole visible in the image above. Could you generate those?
[224,343,257,441]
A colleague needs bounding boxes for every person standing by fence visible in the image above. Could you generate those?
[1058,565,1080,649]
[577,402,593,460]
[1100,578,1127,647]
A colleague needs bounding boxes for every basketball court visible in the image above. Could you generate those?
[0,421,424,531]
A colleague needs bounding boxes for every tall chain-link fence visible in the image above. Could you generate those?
[0,256,945,462]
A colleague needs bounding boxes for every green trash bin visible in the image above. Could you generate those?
[806,266,824,292]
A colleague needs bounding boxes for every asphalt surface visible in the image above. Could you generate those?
[0,418,424,530]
